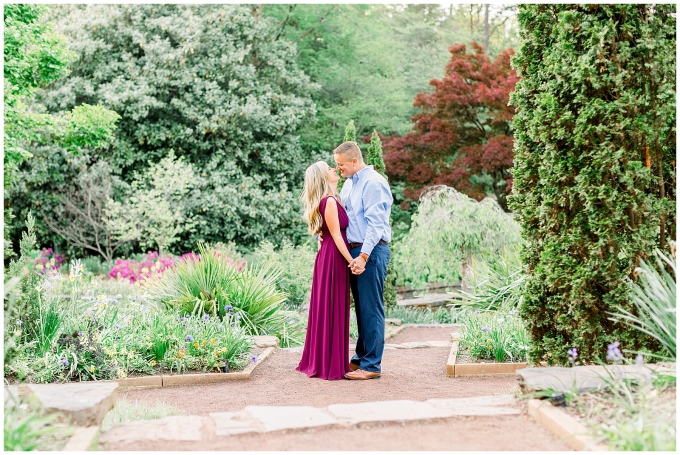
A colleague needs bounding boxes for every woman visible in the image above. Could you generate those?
[296,161,353,380]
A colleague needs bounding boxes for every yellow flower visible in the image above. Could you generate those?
[147,342,152,348]
[97,295,104,300]
[35,263,43,271]
[202,340,207,346]
[487,339,491,343]
[89,365,95,373]
[150,360,157,366]
[141,267,149,273]
[145,336,151,341]
[214,349,220,355]
[210,339,216,345]
[70,275,76,281]
[221,347,227,353]
[487,346,492,350]
[193,342,199,349]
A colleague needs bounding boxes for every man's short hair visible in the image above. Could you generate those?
[333,141,363,161]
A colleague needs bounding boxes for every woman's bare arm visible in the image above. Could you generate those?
[324,197,353,264]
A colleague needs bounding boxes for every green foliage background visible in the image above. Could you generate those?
[509,4,676,364]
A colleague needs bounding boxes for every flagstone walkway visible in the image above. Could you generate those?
[99,328,572,451]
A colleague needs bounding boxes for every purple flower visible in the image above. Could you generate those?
[251,355,257,364]
[115,324,122,329]
[567,348,578,360]
[62,359,69,366]
[77,331,83,337]
[186,335,194,342]
[635,354,644,366]
[185,314,190,319]
[15,320,22,326]
[606,341,623,363]
[474,310,480,314]
[235,315,240,320]
[509,310,518,315]
[218,324,223,330]
[481,326,489,332]
[225,305,232,311]
[230,322,235,326]
[229,311,234,316]
[203,314,210,321]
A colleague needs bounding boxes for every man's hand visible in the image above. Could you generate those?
[349,256,366,275]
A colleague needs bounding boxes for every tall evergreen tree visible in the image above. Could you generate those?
[510,4,676,364]
[344,119,357,143]
[365,130,388,180]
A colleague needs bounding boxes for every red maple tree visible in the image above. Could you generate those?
[384,42,518,211]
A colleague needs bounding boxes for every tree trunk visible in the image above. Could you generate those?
[484,4,490,51]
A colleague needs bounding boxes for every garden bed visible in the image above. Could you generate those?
[447,339,527,377]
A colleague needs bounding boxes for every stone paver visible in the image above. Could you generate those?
[210,412,259,436]
[327,399,452,424]
[517,363,676,394]
[26,381,118,426]
[4,386,19,407]
[243,405,338,432]
[426,394,520,416]
[253,336,279,348]
[99,416,204,444]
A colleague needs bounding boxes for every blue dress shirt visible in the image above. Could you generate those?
[339,165,393,257]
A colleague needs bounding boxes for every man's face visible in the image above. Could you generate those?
[334,153,357,178]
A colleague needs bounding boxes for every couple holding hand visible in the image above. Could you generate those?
[296,141,392,381]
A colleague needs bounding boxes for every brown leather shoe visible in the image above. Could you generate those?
[349,362,360,371]
[344,369,381,380]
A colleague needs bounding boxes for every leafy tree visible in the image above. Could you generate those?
[40,158,134,264]
[384,42,518,211]
[509,4,676,364]
[124,151,197,256]
[3,4,76,259]
[31,4,318,252]
[343,119,357,143]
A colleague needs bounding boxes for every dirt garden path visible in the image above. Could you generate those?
[104,327,571,451]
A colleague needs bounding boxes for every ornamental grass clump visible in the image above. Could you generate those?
[459,307,530,363]
[145,242,286,337]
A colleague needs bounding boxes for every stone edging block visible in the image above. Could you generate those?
[62,426,100,451]
[527,399,609,451]
[447,337,527,377]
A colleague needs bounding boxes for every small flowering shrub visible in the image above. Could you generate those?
[459,307,530,363]
[31,248,65,274]
[107,251,176,283]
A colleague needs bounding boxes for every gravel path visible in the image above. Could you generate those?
[108,329,570,451]
[122,347,518,414]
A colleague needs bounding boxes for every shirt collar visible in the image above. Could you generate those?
[351,165,373,183]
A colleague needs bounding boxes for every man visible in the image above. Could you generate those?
[333,141,392,380]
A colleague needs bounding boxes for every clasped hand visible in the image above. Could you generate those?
[318,233,366,275]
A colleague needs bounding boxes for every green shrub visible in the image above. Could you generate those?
[4,394,74,451]
[459,307,530,363]
[509,4,676,364]
[252,240,314,309]
[609,247,676,361]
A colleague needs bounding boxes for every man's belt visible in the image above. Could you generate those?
[349,240,388,249]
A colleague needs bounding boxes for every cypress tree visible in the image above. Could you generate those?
[344,119,357,143]
[509,5,676,364]
[365,130,388,180]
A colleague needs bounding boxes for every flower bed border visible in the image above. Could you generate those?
[447,334,527,377]
[105,346,276,391]
[527,399,609,451]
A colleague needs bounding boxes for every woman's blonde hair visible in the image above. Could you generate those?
[301,161,336,236]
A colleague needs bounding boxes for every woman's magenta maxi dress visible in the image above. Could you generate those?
[296,196,351,380]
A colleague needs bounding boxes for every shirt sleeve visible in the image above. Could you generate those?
[360,179,392,257]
